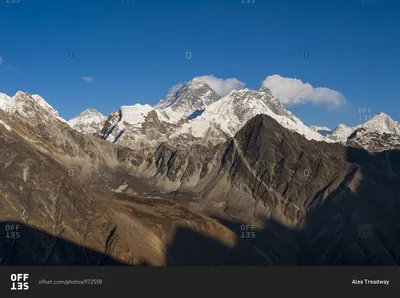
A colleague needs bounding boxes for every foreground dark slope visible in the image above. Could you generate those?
[220,115,400,265]
[0,97,399,265]
[148,114,400,265]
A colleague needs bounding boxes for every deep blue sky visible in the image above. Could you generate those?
[1,0,399,128]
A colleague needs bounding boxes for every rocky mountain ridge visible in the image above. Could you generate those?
[63,78,400,153]
[1,92,399,265]
[325,113,400,151]
[84,81,332,151]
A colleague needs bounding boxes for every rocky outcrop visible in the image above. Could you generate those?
[347,128,400,152]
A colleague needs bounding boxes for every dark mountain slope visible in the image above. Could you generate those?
[146,114,400,265]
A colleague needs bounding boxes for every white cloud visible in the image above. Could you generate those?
[82,76,94,83]
[261,74,346,108]
[0,57,3,65]
[193,75,245,96]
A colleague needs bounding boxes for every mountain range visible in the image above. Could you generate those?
[66,79,400,152]
[0,78,399,265]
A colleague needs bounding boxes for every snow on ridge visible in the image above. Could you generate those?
[0,91,64,120]
[120,104,155,126]
[31,94,59,117]
[68,108,107,134]
[173,89,331,143]
[310,125,332,132]
[327,112,400,144]
[361,112,400,135]
[153,79,222,117]
[68,108,106,126]
[0,93,13,111]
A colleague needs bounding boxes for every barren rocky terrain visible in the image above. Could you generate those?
[0,92,399,266]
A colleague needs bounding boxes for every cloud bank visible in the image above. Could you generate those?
[193,75,245,96]
[262,74,346,108]
[82,76,94,83]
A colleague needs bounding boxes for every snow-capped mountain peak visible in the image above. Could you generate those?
[0,91,66,124]
[154,79,222,117]
[347,127,400,152]
[0,93,13,111]
[326,112,400,146]
[361,112,400,135]
[31,94,59,117]
[68,108,107,135]
[173,88,330,143]
[326,124,355,143]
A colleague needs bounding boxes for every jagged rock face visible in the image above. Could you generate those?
[99,110,121,139]
[145,115,400,265]
[327,113,400,150]
[151,114,354,221]
[97,87,329,151]
[154,80,222,117]
[173,89,328,143]
[3,92,64,124]
[99,106,181,150]
[347,128,400,152]
[0,92,60,120]
[68,108,107,135]
[94,84,331,152]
